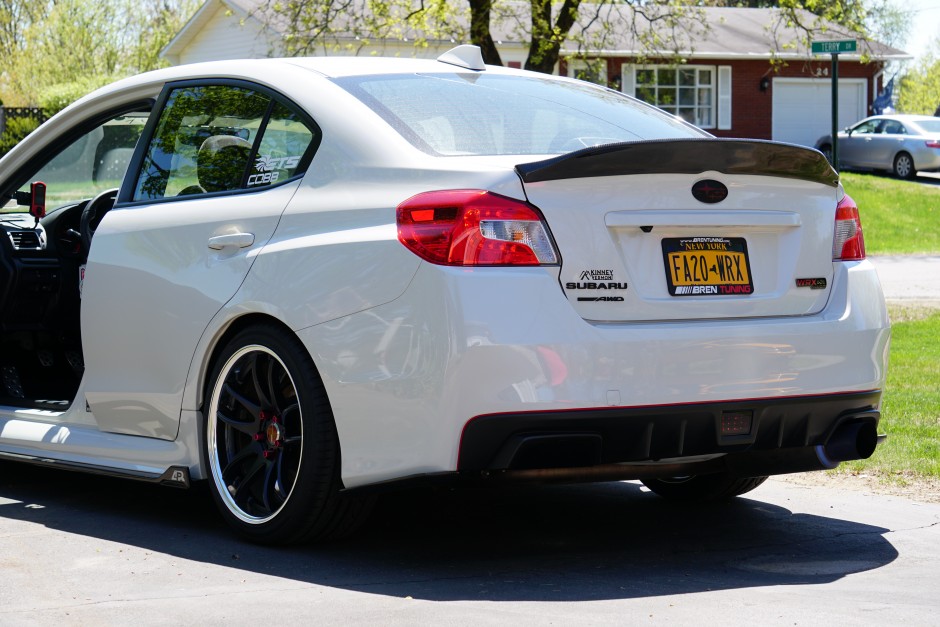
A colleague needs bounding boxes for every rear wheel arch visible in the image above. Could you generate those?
[198,314,309,410]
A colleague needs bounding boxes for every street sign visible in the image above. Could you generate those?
[811,40,857,54]
[809,40,857,173]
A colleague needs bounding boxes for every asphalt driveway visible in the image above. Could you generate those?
[1,467,938,625]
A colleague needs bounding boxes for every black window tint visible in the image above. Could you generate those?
[247,101,317,188]
[133,85,270,200]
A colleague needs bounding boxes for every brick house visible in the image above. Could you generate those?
[163,1,908,148]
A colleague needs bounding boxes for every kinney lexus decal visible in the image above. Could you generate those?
[567,270,628,301]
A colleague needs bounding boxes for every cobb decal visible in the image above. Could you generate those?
[248,155,302,185]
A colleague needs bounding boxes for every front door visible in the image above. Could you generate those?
[840,118,880,168]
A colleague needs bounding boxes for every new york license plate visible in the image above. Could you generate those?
[662,237,753,296]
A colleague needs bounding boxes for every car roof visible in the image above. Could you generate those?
[106,54,532,90]
[282,55,529,78]
[79,53,573,110]
[871,114,939,123]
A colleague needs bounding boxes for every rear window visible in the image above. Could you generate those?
[335,73,706,156]
[912,119,940,133]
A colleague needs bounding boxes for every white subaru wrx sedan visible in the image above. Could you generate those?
[0,47,889,543]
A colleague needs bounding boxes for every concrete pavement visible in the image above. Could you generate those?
[871,255,940,306]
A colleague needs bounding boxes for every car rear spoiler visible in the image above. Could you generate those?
[515,138,839,187]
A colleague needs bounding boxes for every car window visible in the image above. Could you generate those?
[1,111,149,214]
[912,119,940,133]
[852,120,879,135]
[247,101,315,188]
[132,85,317,201]
[881,120,903,134]
[335,73,705,156]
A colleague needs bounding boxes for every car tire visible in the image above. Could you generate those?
[204,323,373,544]
[641,473,768,502]
[893,152,915,179]
[819,143,833,165]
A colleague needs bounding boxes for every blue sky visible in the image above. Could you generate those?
[897,0,940,60]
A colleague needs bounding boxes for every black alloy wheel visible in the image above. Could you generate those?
[205,324,371,544]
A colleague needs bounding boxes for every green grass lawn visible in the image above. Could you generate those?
[840,172,940,255]
[840,304,940,481]
[835,173,940,482]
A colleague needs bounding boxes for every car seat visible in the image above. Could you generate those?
[180,134,252,195]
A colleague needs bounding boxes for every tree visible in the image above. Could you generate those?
[254,0,881,78]
[897,38,940,115]
[469,0,502,65]
[0,0,200,107]
[862,0,910,51]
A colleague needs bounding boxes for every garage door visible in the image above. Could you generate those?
[772,78,867,148]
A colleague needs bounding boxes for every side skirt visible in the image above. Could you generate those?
[0,450,192,488]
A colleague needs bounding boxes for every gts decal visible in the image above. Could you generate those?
[248,154,303,186]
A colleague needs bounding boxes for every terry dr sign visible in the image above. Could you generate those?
[812,40,857,171]
[811,40,858,55]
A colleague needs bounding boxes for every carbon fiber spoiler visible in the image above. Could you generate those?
[515,138,839,187]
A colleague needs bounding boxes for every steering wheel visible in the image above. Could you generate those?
[80,188,119,252]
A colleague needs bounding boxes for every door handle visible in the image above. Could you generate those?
[208,232,255,250]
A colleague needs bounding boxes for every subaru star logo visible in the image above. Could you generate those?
[691,179,728,204]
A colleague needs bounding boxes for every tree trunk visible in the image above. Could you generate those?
[468,0,503,66]
[524,0,582,74]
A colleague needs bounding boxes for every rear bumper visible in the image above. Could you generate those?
[458,390,881,471]
[299,258,889,488]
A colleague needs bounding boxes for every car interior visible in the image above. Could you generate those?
[0,110,150,410]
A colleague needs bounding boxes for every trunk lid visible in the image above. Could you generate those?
[516,139,841,322]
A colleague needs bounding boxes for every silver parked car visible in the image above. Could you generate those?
[816,114,940,179]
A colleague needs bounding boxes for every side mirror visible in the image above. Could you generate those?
[29,181,46,221]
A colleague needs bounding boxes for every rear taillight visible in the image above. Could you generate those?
[926,140,940,149]
[397,190,559,266]
[832,193,866,261]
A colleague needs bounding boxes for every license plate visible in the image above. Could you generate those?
[662,237,753,296]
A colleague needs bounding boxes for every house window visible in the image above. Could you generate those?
[631,66,715,128]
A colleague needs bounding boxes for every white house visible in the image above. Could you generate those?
[162,1,909,147]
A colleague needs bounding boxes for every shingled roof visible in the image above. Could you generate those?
[166,1,909,62]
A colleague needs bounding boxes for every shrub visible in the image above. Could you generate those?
[39,75,118,116]
[0,115,42,157]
